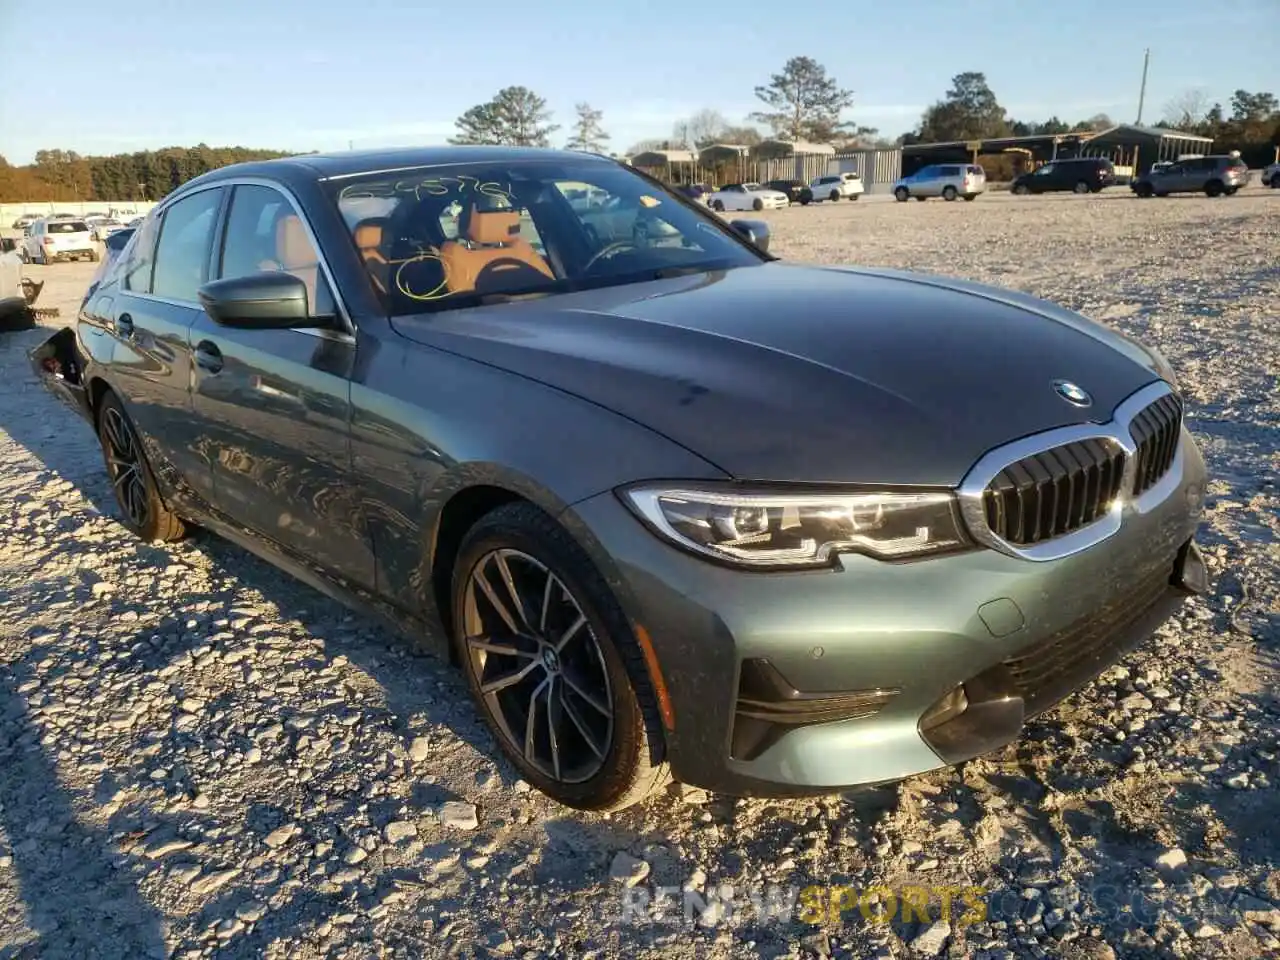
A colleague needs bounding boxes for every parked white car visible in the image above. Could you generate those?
[706,183,789,212]
[809,172,865,202]
[892,163,987,202]
[22,218,98,264]
[86,216,127,242]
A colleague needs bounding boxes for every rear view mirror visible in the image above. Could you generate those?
[197,272,324,330]
[729,219,771,254]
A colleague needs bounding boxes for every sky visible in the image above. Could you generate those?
[0,0,1276,164]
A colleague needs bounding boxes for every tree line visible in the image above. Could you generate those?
[0,145,293,203]
[4,60,1276,202]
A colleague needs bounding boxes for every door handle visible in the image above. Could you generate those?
[114,313,134,338]
[194,340,224,374]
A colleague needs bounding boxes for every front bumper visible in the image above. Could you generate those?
[563,428,1207,797]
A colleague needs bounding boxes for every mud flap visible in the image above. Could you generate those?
[29,326,93,423]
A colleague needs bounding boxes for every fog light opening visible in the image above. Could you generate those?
[920,685,969,732]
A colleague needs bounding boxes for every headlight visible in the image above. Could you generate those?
[620,485,971,569]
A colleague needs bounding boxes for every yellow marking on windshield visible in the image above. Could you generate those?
[394,253,451,301]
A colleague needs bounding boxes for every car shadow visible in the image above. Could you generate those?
[0,322,656,955]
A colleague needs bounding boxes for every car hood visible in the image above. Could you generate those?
[390,262,1162,485]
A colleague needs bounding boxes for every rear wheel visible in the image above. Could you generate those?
[1012,183,1030,196]
[450,502,670,811]
[894,187,909,202]
[96,392,186,543]
[1073,181,1090,194]
[1224,186,1238,196]
[942,186,957,201]
[1205,180,1224,197]
[711,199,724,212]
[1135,183,1154,198]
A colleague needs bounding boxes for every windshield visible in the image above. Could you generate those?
[330,159,765,315]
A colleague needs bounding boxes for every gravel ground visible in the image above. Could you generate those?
[1,186,1277,960]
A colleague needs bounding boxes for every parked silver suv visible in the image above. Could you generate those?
[893,163,986,202]
[1131,155,1250,197]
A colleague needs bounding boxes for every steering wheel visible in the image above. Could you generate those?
[583,240,638,273]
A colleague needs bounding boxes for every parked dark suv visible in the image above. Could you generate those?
[1011,157,1116,195]
[764,179,813,205]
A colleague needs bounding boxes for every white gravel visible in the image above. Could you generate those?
[1,185,1277,960]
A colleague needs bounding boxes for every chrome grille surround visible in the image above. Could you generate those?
[957,381,1184,562]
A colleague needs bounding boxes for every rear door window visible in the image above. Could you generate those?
[150,188,223,302]
[940,166,961,177]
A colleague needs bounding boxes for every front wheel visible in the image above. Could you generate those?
[753,198,764,211]
[1073,181,1090,194]
[1013,184,1030,196]
[829,190,840,202]
[942,186,957,201]
[96,392,186,543]
[894,187,909,202]
[1135,183,1154,198]
[451,502,670,811]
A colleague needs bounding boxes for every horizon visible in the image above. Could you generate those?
[0,0,1275,165]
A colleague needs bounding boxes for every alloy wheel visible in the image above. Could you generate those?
[101,407,149,528]
[462,548,614,784]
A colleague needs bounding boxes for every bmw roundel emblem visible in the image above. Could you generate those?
[1053,380,1092,407]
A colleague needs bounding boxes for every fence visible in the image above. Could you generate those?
[2,200,159,225]
[644,149,905,193]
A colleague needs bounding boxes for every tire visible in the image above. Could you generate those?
[711,200,724,212]
[942,186,957,201]
[799,196,811,206]
[96,391,186,543]
[753,198,764,211]
[1205,180,1224,197]
[1135,183,1154,198]
[1012,184,1030,196]
[1073,181,1090,194]
[450,501,671,811]
[829,190,840,202]
[894,187,909,202]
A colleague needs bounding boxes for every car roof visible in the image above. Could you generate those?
[182,146,618,192]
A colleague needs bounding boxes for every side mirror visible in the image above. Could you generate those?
[197,272,325,330]
[729,219,770,254]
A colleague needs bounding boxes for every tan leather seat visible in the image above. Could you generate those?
[438,205,553,296]
[273,214,320,313]
[353,217,389,294]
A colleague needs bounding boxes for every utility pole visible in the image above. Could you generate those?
[1135,48,1150,125]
